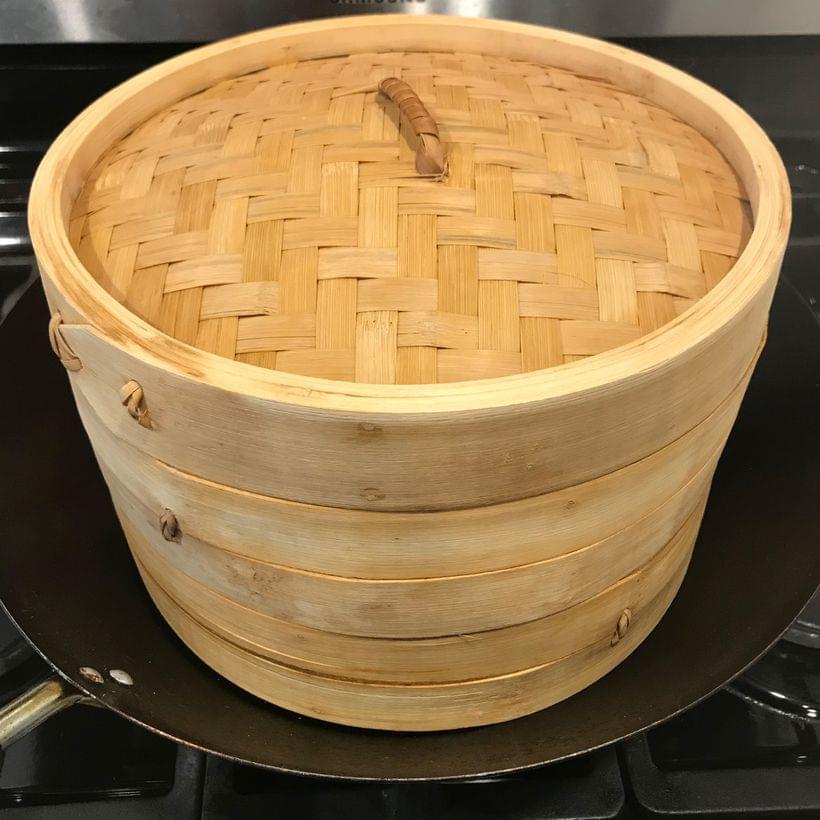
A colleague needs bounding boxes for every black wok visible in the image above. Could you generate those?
[0,276,816,780]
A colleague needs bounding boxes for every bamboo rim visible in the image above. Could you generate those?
[29,15,790,414]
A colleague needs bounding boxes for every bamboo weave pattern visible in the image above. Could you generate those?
[70,51,751,383]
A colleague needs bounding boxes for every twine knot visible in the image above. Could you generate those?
[119,379,153,429]
[159,508,181,542]
[611,608,633,645]
[47,312,82,371]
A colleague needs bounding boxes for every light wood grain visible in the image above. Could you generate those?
[135,517,695,730]
[131,496,698,683]
[62,322,763,510]
[75,367,745,578]
[112,461,712,637]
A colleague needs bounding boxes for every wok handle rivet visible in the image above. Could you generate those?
[109,669,134,686]
[160,508,181,542]
[611,608,633,646]
[79,666,104,684]
[119,379,153,429]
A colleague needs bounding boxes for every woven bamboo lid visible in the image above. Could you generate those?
[70,49,751,384]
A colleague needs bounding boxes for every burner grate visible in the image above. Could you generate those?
[0,141,41,321]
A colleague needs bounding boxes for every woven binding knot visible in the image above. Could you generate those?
[159,508,181,542]
[119,379,153,429]
[47,312,82,371]
[611,608,633,646]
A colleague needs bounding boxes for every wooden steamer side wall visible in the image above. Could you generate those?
[135,512,700,732]
[30,18,789,730]
[51,320,761,729]
[75,366,750,579]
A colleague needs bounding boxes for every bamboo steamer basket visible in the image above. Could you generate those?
[29,16,789,731]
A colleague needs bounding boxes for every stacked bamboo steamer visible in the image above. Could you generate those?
[30,17,789,731]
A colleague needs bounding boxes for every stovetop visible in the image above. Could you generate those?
[0,35,818,819]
